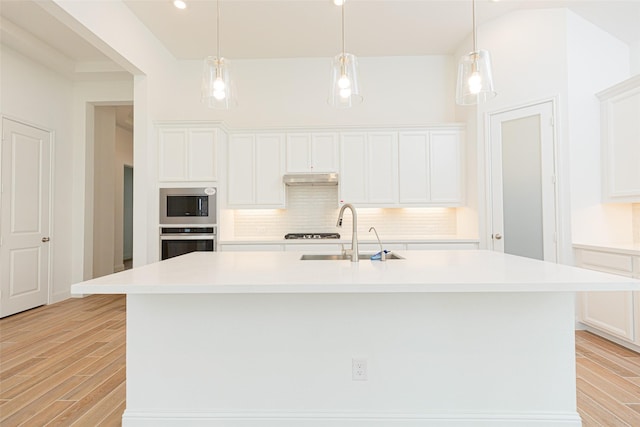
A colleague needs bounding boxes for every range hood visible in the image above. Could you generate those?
[283,173,339,186]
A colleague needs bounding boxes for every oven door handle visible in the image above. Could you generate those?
[160,235,216,240]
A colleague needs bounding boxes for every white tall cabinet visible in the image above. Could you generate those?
[598,75,640,202]
[158,126,219,182]
[227,133,285,208]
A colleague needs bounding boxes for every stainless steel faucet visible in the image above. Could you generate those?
[336,203,359,262]
[369,226,386,261]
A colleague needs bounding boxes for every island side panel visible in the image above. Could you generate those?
[123,292,580,426]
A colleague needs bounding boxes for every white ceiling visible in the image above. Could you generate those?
[1,0,639,74]
[122,0,640,59]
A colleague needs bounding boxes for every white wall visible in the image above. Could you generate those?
[91,107,133,277]
[631,40,640,76]
[157,56,456,128]
[566,11,631,244]
[93,107,117,278]
[72,81,133,283]
[1,46,74,302]
[114,123,133,271]
[476,8,571,261]
[474,9,632,262]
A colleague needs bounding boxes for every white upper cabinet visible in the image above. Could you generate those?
[158,126,219,182]
[286,132,338,173]
[228,133,285,208]
[399,130,464,205]
[598,75,640,202]
[340,131,398,205]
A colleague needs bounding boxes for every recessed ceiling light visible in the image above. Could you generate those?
[173,0,187,9]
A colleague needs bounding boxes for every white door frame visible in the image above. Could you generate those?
[485,99,560,262]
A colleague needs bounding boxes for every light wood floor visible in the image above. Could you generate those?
[2,295,640,426]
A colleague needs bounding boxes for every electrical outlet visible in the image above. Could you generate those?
[352,358,367,381]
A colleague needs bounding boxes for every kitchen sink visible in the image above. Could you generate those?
[300,253,404,261]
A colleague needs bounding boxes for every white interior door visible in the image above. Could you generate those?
[1,118,51,317]
[489,102,557,262]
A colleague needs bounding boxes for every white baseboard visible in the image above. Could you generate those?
[580,323,640,353]
[122,411,582,427]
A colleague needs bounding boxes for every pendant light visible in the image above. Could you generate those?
[202,0,235,109]
[329,1,362,108]
[456,0,496,105]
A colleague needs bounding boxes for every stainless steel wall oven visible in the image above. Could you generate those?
[159,187,217,260]
[160,227,216,260]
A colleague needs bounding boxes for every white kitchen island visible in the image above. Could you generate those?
[72,250,640,427]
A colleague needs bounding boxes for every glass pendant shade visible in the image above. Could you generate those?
[456,50,496,105]
[201,56,234,109]
[329,53,362,108]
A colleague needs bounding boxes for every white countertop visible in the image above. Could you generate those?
[219,237,479,245]
[71,250,640,295]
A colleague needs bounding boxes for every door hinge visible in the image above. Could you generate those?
[551,175,556,184]
[550,116,555,127]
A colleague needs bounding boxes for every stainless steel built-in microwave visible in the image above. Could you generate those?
[159,187,217,225]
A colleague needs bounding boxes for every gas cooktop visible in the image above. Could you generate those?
[284,233,341,239]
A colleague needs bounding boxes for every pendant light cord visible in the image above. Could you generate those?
[472,0,477,53]
[341,4,346,55]
[216,0,221,58]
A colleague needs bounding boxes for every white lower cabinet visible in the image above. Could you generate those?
[284,244,342,254]
[219,244,284,252]
[406,242,479,250]
[575,247,639,346]
[220,241,480,253]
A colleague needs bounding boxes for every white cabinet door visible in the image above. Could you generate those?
[398,130,464,205]
[159,129,188,181]
[581,291,635,341]
[228,133,284,207]
[256,134,285,206]
[368,132,398,204]
[311,133,339,172]
[286,132,338,173]
[430,131,463,204]
[227,134,256,206]
[219,244,284,252]
[286,133,311,172]
[340,132,368,203]
[576,248,636,343]
[399,131,429,203]
[340,132,397,205]
[188,129,218,181]
[598,75,640,202]
[159,127,218,182]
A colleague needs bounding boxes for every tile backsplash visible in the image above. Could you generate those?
[634,203,640,243]
[232,186,459,239]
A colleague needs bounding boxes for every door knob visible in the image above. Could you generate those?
[494,233,502,240]
[42,237,50,242]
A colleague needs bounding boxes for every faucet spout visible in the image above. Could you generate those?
[369,227,385,261]
[336,203,359,262]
